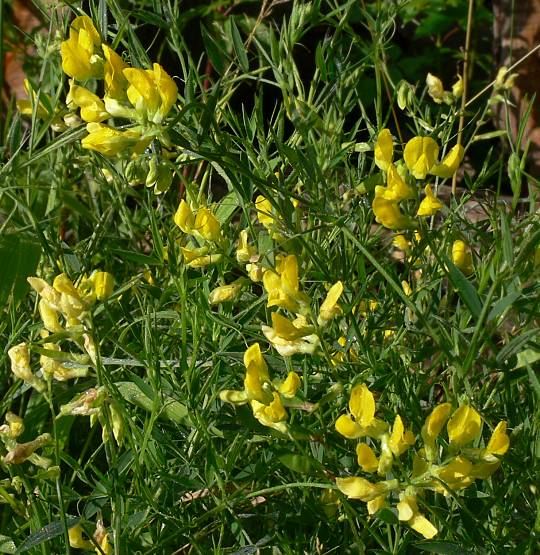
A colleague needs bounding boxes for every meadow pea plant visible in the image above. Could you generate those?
[2,2,538,553]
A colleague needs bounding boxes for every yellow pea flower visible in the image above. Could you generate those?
[470,421,510,479]
[335,383,387,440]
[261,313,318,357]
[372,190,416,230]
[263,255,310,315]
[68,525,94,551]
[386,164,415,201]
[38,299,63,333]
[393,234,412,252]
[404,136,439,179]
[431,145,465,178]
[61,15,103,81]
[452,75,464,99]
[447,405,482,447]
[194,207,222,243]
[434,455,474,492]
[396,493,438,539]
[374,128,393,171]
[417,185,443,217]
[236,229,257,263]
[16,80,60,122]
[452,239,473,274]
[421,403,452,461]
[388,415,415,456]
[255,195,275,228]
[102,44,129,99]
[66,81,109,122]
[367,494,387,515]
[8,343,46,392]
[426,73,452,105]
[277,372,302,397]
[356,443,379,473]
[123,63,177,124]
[318,281,343,326]
[88,270,114,300]
[82,123,145,156]
[208,278,246,305]
[484,421,510,456]
[336,477,398,502]
[3,413,24,439]
[180,246,222,268]
[251,393,288,433]
[174,200,195,233]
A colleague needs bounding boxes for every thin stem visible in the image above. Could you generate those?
[453,0,474,196]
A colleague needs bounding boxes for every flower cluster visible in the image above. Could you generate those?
[220,343,301,433]
[372,129,463,230]
[59,15,178,165]
[335,384,509,538]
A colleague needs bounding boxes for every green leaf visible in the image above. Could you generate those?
[115,381,189,425]
[16,517,80,553]
[0,234,41,308]
[487,291,520,322]
[214,191,239,225]
[443,254,482,319]
[226,18,249,73]
[278,452,319,475]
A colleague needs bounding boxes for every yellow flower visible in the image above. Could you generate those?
[335,384,387,439]
[61,15,103,81]
[66,81,109,122]
[374,128,393,171]
[452,75,464,99]
[426,73,452,105]
[236,229,257,263]
[174,200,195,233]
[484,421,510,457]
[393,234,412,252]
[261,313,318,356]
[89,270,114,300]
[452,239,473,274]
[82,123,144,156]
[336,477,398,502]
[447,405,482,447]
[388,415,415,456]
[317,281,343,326]
[356,443,379,473]
[180,246,222,268]
[431,145,464,178]
[417,185,443,217]
[434,455,474,492]
[386,164,415,201]
[367,494,387,515]
[8,343,46,392]
[194,207,222,243]
[3,413,24,438]
[123,63,177,123]
[372,190,415,230]
[421,403,452,461]
[16,80,59,122]
[102,44,129,99]
[68,525,94,551]
[208,279,246,305]
[251,393,288,433]
[278,372,302,397]
[396,493,438,539]
[38,299,63,333]
[263,255,310,315]
[404,136,439,179]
